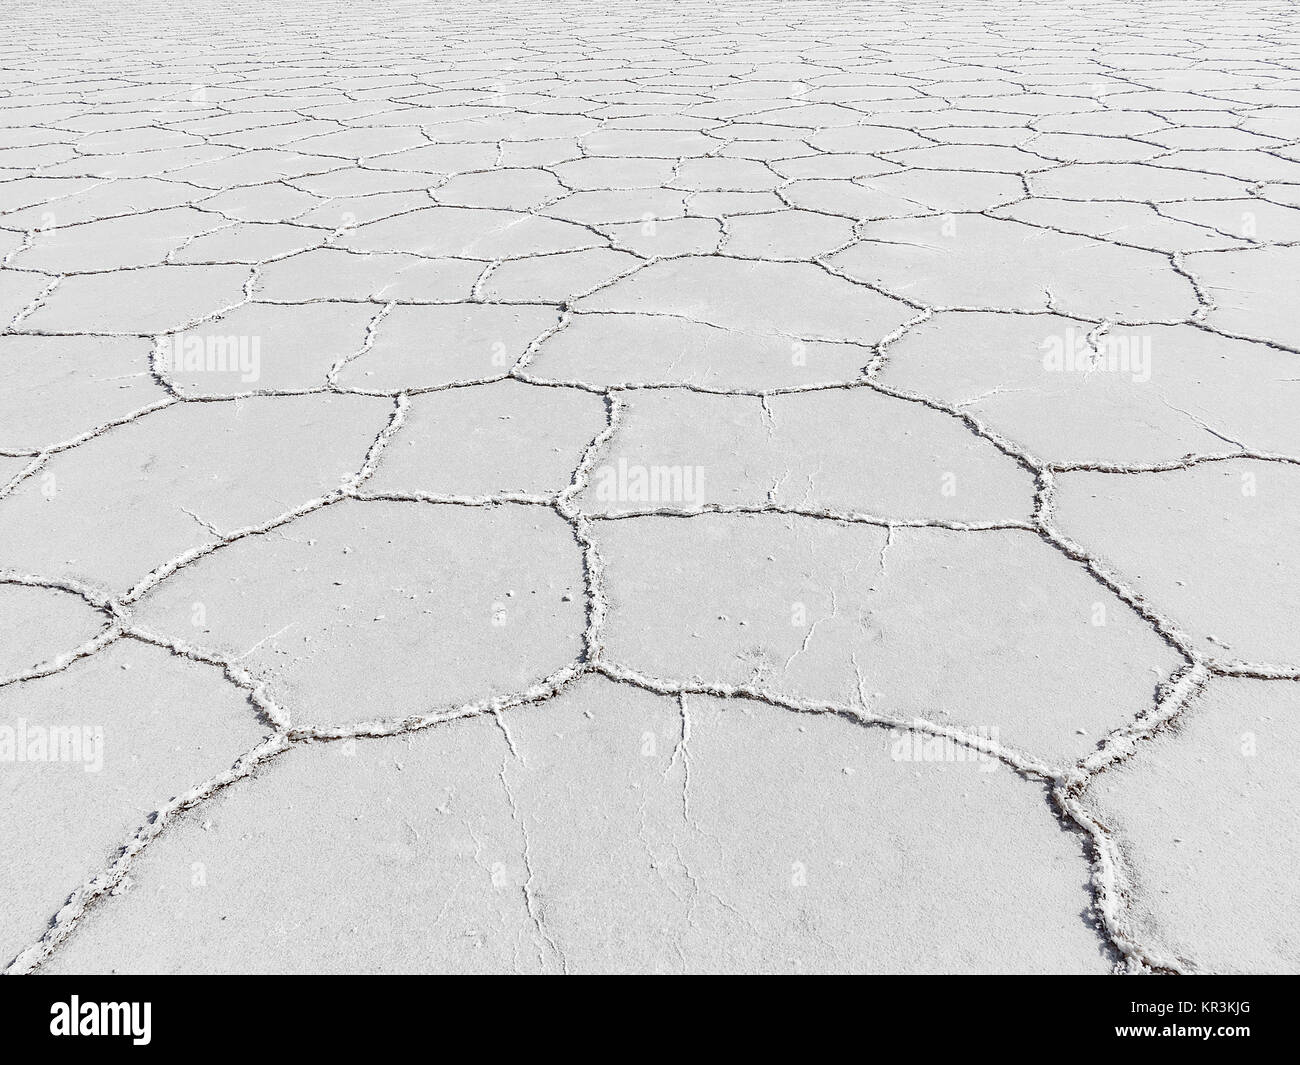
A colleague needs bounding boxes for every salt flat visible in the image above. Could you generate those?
[2,0,1298,975]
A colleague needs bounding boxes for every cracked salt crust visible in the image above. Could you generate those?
[0,640,268,967]
[0,583,104,678]
[1082,677,1300,974]
[40,676,1112,974]
[3,0,1300,975]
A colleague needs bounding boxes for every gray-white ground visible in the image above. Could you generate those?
[2,0,1299,974]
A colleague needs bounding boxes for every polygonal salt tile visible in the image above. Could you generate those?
[1158,149,1300,184]
[0,394,392,592]
[498,138,582,168]
[1053,460,1300,664]
[804,126,930,153]
[254,248,481,303]
[920,128,1036,148]
[43,708,554,974]
[364,143,497,175]
[601,216,722,256]
[581,128,718,157]
[1105,90,1237,112]
[967,94,1101,116]
[161,302,376,394]
[21,265,251,335]
[430,113,597,143]
[1082,678,1300,973]
[843,168,1025,213]
[48,145,235,180]
[1185,246,1300,349]
[528,311,870,390]
[869,107,1024,130]
[687,190,785,216]
[0,639,269,970]
[76,128,200,154]
[769,153,904,180]
[366,380,606,497]
[0,335,162,450]
[596,515,1182,762]
[722,210,856,260]
[779,178,922,220]
[1160,199,1300,244]
[290,126,430,159]
[576,256,913,341]
[880,314,1300,464]
[11,207,217,272]
[477,249,640,302]
[0,177,204,230]
[991,199,1240,253]
[167,149,336,189]
[672,157,781,192]
[198,184,321,223]
[335,206,600,258]
[551,156,678,190]
[133,499,585,728]
[337,304,560,390]
[1029,162,1247,201]
[0,583,105,677]
[289,166,446,197]
[169,221,324,264]
[754,102,873,128]
[1022,132,1162,164]
[829,215,1199,322]
[579,388,1034,522]
[545,189,689,226]
[1145,126,1281,151]
[882,144,1049,173]
[0,456,30,489]
[1,271,55,325]
[434,169,567,212]
[292,191,432,230]
[44,674,1111,974]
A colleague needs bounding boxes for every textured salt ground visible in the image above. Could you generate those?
[1082,678,1300,974]
[3,0,1300,975]
[43,677,1111,975]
